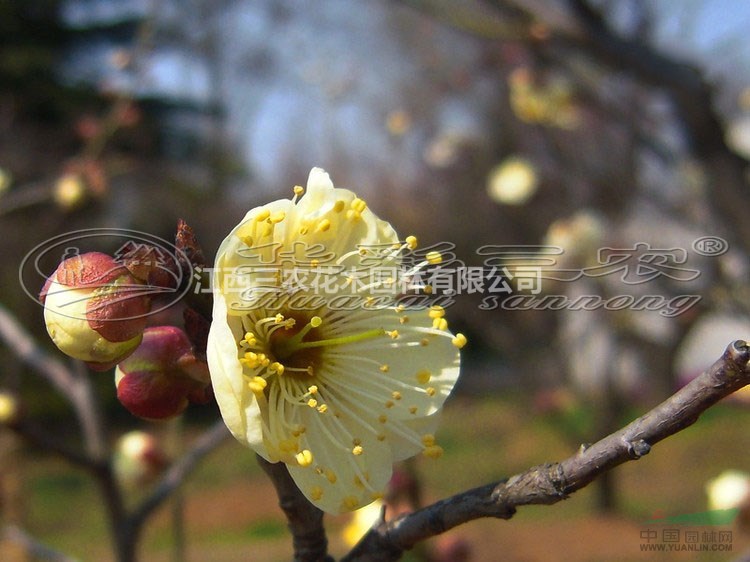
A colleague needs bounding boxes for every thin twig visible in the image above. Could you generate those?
[3,525,80,562]
[0,303,76,397]
[343,340,750,561]
[129,420,230,527]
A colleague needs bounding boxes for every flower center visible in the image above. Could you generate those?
[270,314,384,377]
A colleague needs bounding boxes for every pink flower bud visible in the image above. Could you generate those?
[115,326,210,420]
[41,252,151,370]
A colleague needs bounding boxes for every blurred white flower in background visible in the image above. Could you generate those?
[486,156,538,206]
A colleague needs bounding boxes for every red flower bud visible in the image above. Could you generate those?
[41,252,151,369]
[115,326,210,420]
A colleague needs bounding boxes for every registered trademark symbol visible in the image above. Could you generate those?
[692,236,729,256]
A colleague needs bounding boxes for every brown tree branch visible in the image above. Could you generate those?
[342,340,750,562]
[257,456,334,562]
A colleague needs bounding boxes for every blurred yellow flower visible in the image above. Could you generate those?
[706,470,750,511]
[0,392,18,425]
[509,67,580,129]
[207,168,462,513]
[342,499,384,547]
[487,156,538,205]
[53,173,87,210]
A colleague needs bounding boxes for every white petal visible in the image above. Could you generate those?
[288,401,392,514]
[207,295,266,454]
[323,309,460,420]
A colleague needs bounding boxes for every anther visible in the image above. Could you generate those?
[295,449,314,467]
[416,370,431,384]
[248,377,267,395]
[428,305,445,319]
[351,198,367,213]
[406,235,418,250]
[452,333,468,348]
[426,251,443,264]
[432,318,448,331]
[352,445,364,456]
[423,445,444,458]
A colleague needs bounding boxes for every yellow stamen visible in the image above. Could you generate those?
[416,370,431,384]
[248,376,267,395]
[432,317,448,331]
[310,486,323,501]
[316,219,331,232]
[421,434,435,447]
[255,209,271,222]
[426,251,443,264]
[269,362,285,375]
[352,445,364,456]
[295,449,314,467]
[452,333,468,348]
[406,235,418,250]
[423,445,444,458]
[428,305,445,319]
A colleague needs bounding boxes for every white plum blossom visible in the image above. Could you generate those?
[207,168,463,513]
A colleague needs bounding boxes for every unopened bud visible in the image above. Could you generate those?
[115,326,210,420]
[41,252,151,370]
[113,430,168,488]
